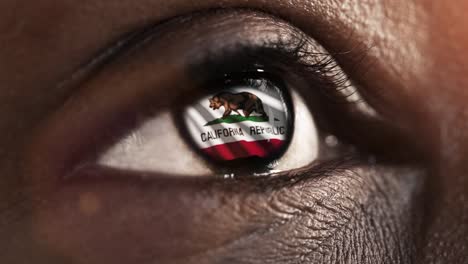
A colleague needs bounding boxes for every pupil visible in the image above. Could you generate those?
[182,76,293,167]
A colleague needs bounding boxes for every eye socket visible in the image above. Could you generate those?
[69,11,379,179]
[29,10,413,182]
[97,71,321,177]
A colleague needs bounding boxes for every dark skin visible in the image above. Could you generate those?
[0,0,467,263]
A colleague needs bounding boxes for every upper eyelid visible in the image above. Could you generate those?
[42,7,376,129]
[57,9,377,135]
[55,10,328,111]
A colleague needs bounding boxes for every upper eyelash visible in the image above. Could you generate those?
[279,34,371,103]
[186,36,372,111]
[283,35,378,117]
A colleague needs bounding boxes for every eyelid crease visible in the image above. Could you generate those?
[53,8,271,95]
[54,28,150,105]
[50,8,213,109]
[55,7,371,103]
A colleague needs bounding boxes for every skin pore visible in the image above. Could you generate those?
[0,0,467,263]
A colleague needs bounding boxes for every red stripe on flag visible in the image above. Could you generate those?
[201,139,285,161]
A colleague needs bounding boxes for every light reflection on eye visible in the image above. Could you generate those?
[97,74,319,177]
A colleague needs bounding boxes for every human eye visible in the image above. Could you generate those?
[28,9,411,181]
[97,69,321,177]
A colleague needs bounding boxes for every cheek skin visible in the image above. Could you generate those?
[32,165,422,263]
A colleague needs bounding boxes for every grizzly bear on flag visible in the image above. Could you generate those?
[208,91,269,119]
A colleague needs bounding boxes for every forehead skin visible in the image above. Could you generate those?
[0,0,467,263]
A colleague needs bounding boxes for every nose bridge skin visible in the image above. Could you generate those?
[421,81,468,263]
[416,1,468,261]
